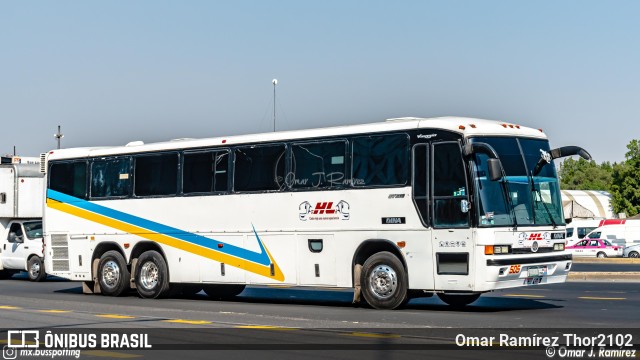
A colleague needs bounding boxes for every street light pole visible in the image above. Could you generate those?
[54,125,64,149]
[272,79,277,132]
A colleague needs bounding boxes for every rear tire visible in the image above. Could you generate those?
[597,252,607,258]
[360,251,407,310]
[203,284,246,300]
[135,251,170,299]
[97,250,130,296]
[629,251,639,258]
[437,293,481,307]
[27,256,47,282]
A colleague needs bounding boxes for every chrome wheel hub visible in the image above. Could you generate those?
[139,262,159,290]
[102,260,120,289]
[30,261,40,278]
[368,264,398,299]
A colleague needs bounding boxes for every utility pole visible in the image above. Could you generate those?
[272,79,278,132]
[54,125,64,149]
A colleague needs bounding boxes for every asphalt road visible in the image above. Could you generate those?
[1,275,639,360]
[571,262,640,272]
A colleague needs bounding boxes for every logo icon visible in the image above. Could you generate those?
[2,345,17,360]
[531,241,539,253]
[299,201,350,221]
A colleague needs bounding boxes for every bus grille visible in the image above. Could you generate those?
[39,153,47,174]
[50,234,69,272]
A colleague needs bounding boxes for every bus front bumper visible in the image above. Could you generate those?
[476,253,572,292]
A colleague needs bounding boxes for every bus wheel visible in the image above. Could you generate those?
[203,284,246,300]
[27,256,47,282]
[361,251,407,310]
[98,250,130,296]
[437,293,481,307]
[135,250,170,299]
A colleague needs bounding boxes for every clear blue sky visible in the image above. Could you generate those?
[1,1,638,163]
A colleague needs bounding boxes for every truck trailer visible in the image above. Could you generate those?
[0,157,46,281]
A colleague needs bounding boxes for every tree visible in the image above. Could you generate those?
[610,140,640,217]
[558,158,612,191]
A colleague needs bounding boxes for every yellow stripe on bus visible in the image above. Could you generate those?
[47,199,284,281]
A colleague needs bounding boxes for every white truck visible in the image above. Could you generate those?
[0,158,46,281]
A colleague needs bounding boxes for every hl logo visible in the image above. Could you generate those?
[313,202,336,215]
[528,233,543,241]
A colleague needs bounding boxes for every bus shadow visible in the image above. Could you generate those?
[53,286,563,312]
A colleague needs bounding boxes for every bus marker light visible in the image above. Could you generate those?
[124,243,130,249]
[218,243,224,248]
[222,139,227,143]
[484,245,494,255]
[458,125,466,130]
[469,124,476,128]
[396,241,406,248]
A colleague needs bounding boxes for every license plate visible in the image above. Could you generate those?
[524,277,543,285]
[527,266,547,277]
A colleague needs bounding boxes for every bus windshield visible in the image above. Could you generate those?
[470,137,564,227]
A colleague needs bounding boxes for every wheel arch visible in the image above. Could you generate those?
[351,239,408,287]
[129,241,170,282]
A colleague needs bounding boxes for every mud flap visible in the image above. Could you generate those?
[91,258,101,294]
[352,264,362,303]
[82,281,94,294]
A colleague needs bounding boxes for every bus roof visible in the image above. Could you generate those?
[46,116,548,160]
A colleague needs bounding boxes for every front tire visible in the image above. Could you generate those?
[135,250,170,299]
[27,256,47,282]
[437,293,481,307]
[97,250,130,296]
[360,251,407,310]
[628,251,639,258]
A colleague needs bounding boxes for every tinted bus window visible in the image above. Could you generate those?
[134,153,179,197]
[432,142,469,227]
[234,145,286,192]
[49,161,87,199]
[183,150,229,193]
[291,141,347,189]
[91,157,131,198]
[352,134,409,187]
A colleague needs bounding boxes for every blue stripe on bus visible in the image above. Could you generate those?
[46,189,272,266]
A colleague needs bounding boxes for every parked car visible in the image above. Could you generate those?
[623,244,640,258]
[566,238,623,258]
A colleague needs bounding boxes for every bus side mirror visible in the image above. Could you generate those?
[487,158,503,181]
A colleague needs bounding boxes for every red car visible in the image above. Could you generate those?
[566,238,623,258]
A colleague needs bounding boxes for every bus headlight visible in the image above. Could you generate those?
[553,243,565,251]
[493,245,510,254]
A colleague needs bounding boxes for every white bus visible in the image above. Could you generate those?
[42,117,590,309]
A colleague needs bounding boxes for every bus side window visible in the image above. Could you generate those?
[351,134,409,187]
[49,161,88,199]
[134,153,179,197]
[91,157,131,198]
[291,141,347,189]
[183,150,229,194]
[412,144,429,226]
[234,145,286,192]
[432,142,469,228]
